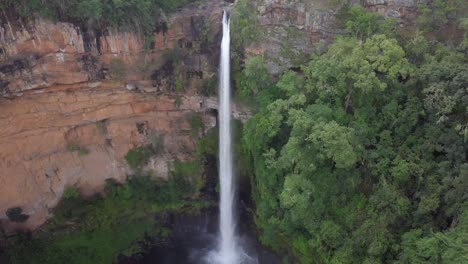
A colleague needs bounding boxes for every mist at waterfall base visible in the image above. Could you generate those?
[135,12,281,264]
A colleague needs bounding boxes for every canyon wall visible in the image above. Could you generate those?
[243,0,420,74]
[0,0,228,232]
[0,0,420,232]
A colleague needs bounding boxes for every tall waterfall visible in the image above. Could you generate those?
[218,10,237,264]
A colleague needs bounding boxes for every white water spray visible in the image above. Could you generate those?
[218,10,237,264]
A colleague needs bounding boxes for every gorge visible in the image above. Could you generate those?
[1,0,467,263]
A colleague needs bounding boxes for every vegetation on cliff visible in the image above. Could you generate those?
[4,175,200,264]
[0,0,193,34]
[240,6,468,264]
[2,126,219,264]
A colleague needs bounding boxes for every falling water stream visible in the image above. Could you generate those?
[217,10,237,264]
[137,11,281,264]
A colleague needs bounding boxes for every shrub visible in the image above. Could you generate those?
[231,0,262,50]
[345,6,380,39]
[109,58,125,79]
[188,112,204,137]
[199,76,217,96]
[125,145,154,170]
[416,0,465,32]
[235,56,273,105]
[63,186,81,200]
[175,75,185,92]
[67,143,90,156]
[6,207,29,223]
[172,160,203,197]
[195,127,218,159]
[149,131,165,155]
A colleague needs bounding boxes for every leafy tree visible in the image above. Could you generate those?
[242,6,467,263]
[236,56,273,98]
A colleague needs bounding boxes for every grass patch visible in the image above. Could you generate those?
[67,142,90,156]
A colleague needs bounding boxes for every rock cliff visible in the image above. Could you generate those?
[241,0,420,74]
[0,0,420,232]
[0,0,231,232]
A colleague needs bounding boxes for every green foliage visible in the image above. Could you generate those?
[346,6,380,38]
[416,0,466,32]
[175,75,186,93]
[235,56,275,106]
[188,112,204,137]
[6,207,29,223]
[67,143,90,156]
[5,175,200,264]
[148,131,165,155]
[344,6,397,39]
[231,0,262,51]
[243,8,468,264]
[172,160,204,198]
[63,186,81,200]
[459,17,468,49]
[195,127,218,159]
[304,34,412,108]
[199,76,217,96]
[125,145,156,170]
[1,0,190,35]
[124,133,166,170]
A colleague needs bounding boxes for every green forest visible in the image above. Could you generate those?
[238,5,468,264]
[0,0,467,263]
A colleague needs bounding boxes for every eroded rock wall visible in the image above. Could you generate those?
[243,0,420,74]
[0,83,217,231]
[0,0,420,232]
[0,0,230,232]
[0,0,226,95]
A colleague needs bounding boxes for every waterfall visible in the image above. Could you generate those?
[218,10,237,264]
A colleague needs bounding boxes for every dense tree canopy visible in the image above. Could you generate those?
[241,6,467,264]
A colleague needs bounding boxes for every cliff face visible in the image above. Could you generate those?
[0,0,419,232]
[0,0,226,95]
[243,0,420,74]
[0,0,230,232]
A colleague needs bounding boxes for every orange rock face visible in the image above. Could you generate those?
[0,0,227,232]
[0,83,219,231]
[0,0,225,96]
